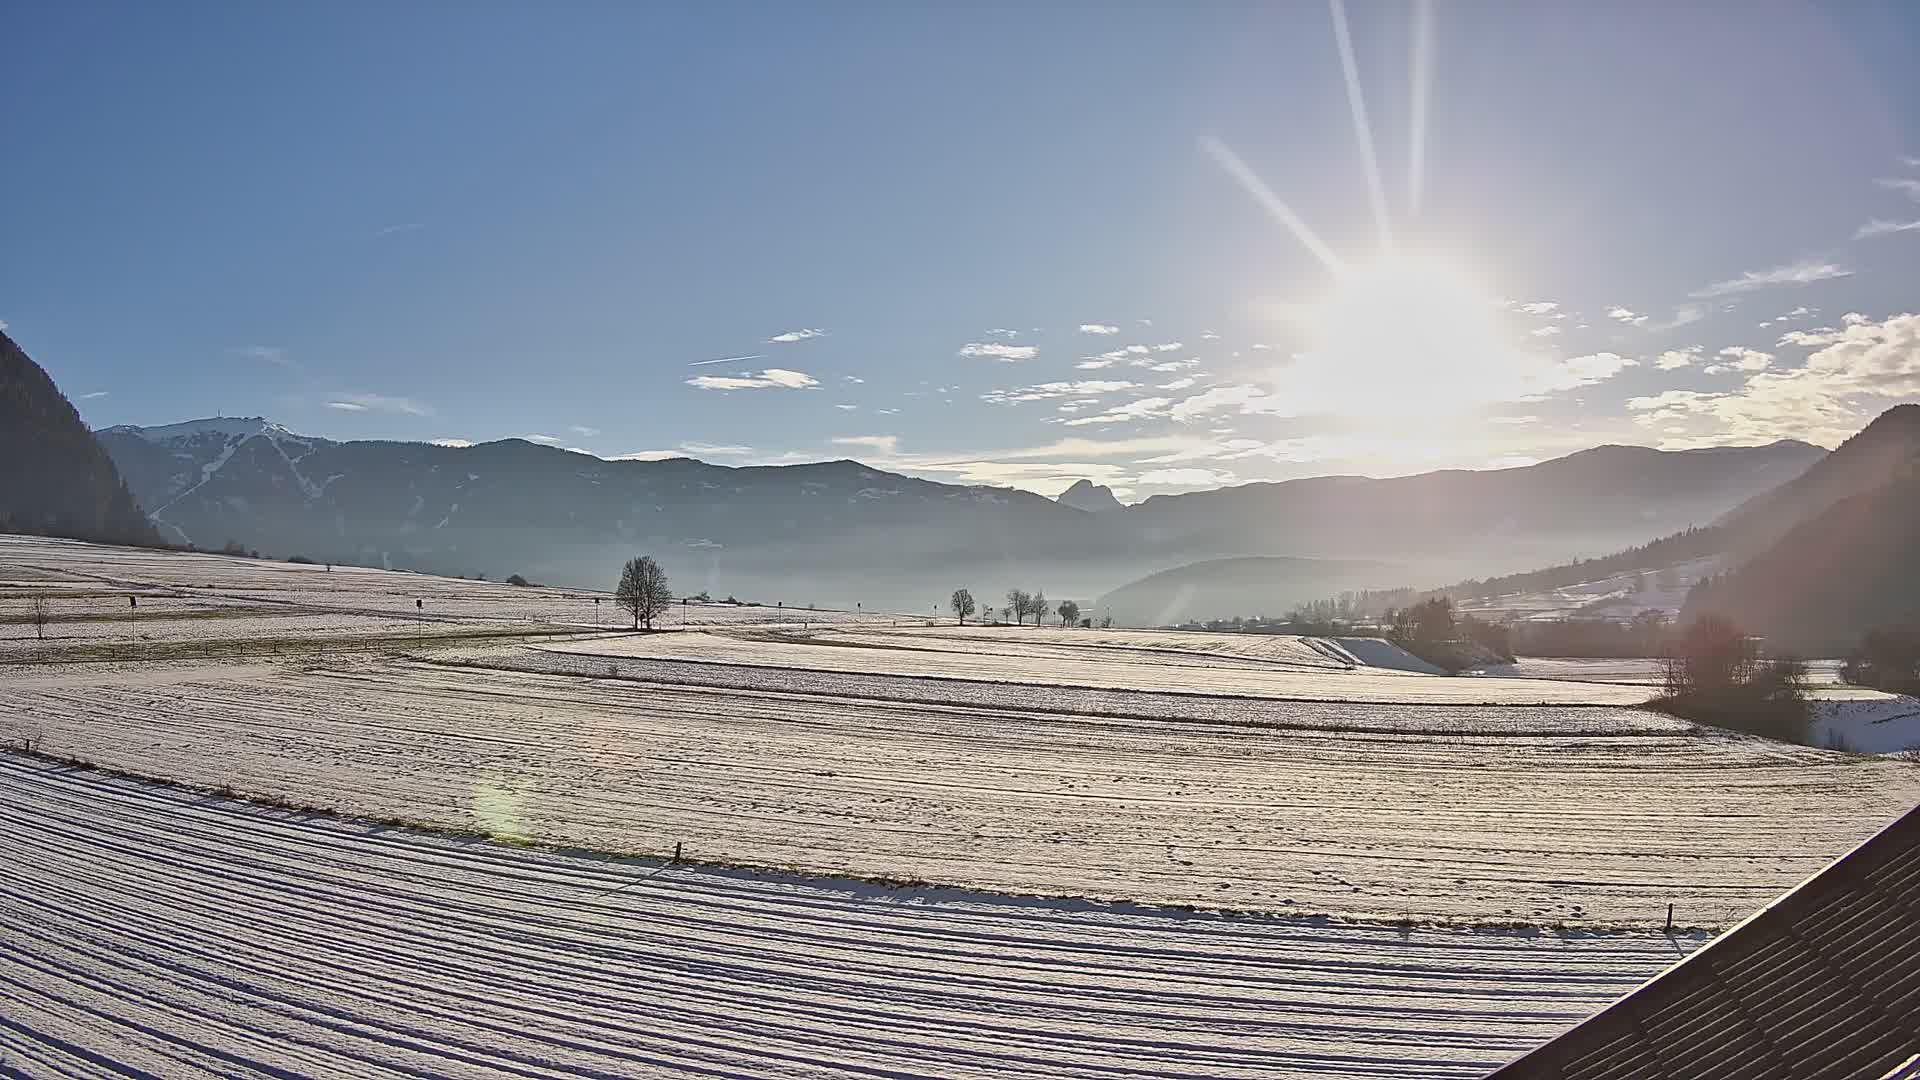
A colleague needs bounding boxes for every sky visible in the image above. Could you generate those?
[5,1,1920,500]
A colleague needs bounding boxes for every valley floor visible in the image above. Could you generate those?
[4,535,1918,1076]
[0,754,1700,1079]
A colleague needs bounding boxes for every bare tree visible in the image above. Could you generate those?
[1057,599,1080,626]
[1029,589,1047,627]
[950,588,976,625]
[1006,589,1030,626]
[30,596,50,641]
[615,555,673,630]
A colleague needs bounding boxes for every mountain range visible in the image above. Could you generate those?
[92,413,1823,614]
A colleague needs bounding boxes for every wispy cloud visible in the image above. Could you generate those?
[1856,219,1920,239]
[1058,397,1175,427]
[959,342,1038,362]
[689,354,762,367]
[981,380,1139,405]
[686,368,819,391]
[1874,177,1920,201]
[1529,325,1562,337]
[1078,324,1120,335]
[984,328,1022,339]
[569,425,600,437]
[526,434,563,445]
[767,328,826,343]
[1200,330,1220,340]
[834,403,857,411]
[373,222,425,238]
[430,438,473,448]
[327,393,431,416]
[78,390,110,400]
[1606,306,1648,326]
[831,434,899,455]
[1691,257,1852,298]
[680,441,753,456]
[1515,301,1558,315]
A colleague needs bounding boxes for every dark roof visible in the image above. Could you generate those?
[1486,802,1920,1080]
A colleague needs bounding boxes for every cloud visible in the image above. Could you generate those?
[1200,330,1220,340]
[1656,345,1703,370]
[609,450,686,462]
[1159,377,1197,391]
[1146,359,1197,372]
[1057,397,1176,427]
[1629,312,1920,446]
[831,435,899,455]
[1547,351,1637,389]
[685,368,819,390]
[1875,177,1920,201]
[843,375,864,384]
[373,222,425,238]
[1078,324,1120,335]
[1515,301,1558,315]
[526,434,563,445]
[430,438,473,448]
[1153,342,1185,352]
[327,393,431,416]
[1489,415,1539,425]
[1691,257,1852,298]
[981,380,1139,405]
[1529,325,1562,337]
[1856,219,1920,239]
[1166,384,1276,421]
[680,441,753,456]
[834,403,857,411]
[689,354,762,367]
[1607,306,1649,326]
[78,390,110,400]
[985,328,1022,339]
[875,408,899,415]
[767,328,826,343]
[959,342,1038,361]
[570,425,600,437]
[1703,346,1773,375]
[1135,467,1236,487]
[1076,359,1116,370]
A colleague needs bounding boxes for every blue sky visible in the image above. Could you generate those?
[6,1,1920,499]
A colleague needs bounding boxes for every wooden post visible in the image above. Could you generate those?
[1665,903,1674,932]
[672,842,683,864]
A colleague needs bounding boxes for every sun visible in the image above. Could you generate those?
[1282,254,1538,417]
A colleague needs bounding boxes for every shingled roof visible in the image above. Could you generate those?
[1485,802,1920,1080]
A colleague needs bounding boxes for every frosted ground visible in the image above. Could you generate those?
[0,755,1703,1079]
[4,535,1919,1076]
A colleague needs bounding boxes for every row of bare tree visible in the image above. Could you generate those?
[948,588,1080,627]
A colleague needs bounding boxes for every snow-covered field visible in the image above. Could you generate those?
[6,653,1915,927]
[538,630,1657,705]
[0,754,1706,1078]
[0,534,905,658]
[7,535,1920,1074]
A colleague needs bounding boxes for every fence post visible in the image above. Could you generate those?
[1665,903,1674,932]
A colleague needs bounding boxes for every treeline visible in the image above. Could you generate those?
[1440,526,1721,602]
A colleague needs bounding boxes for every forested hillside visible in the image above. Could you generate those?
[0,330,160,547]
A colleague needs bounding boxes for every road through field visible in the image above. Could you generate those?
[0,753,1700,1079]
[6,656,1915,926]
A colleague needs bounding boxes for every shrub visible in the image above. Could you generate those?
[506,574,530,587]
[1654,616,1811,744]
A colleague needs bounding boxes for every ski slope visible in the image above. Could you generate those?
[0,753,1702,1079]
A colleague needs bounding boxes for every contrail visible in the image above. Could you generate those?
[1330,0,1393,251]
[688,354,762,367]
[1199,135,1348,276]
[1408,0,1434,216]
